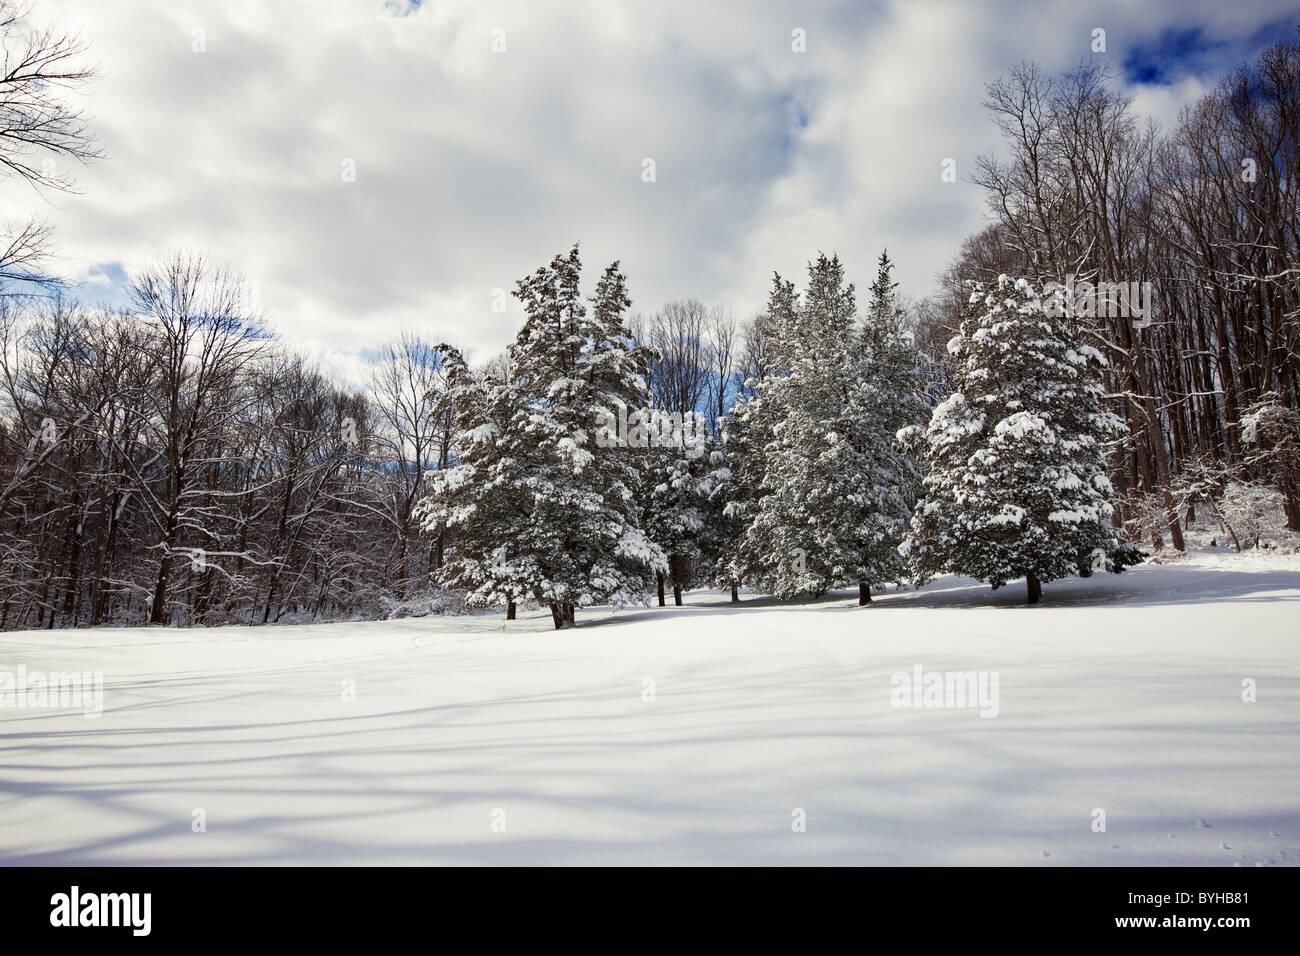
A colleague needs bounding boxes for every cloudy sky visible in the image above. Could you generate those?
[7,0,1297,380]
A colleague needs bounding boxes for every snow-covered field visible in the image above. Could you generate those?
[2,552,1298,866]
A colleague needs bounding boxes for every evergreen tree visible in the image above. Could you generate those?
[638,429,728,606]
[716,277,793,597]
[415,345,529,619]
[732,253,927,601]
[419,245,664,628]
[903,275,1125,603]
[847,250,929,602]
[713,393,764,602]
[867,248,901,328]
[622,316,736,607]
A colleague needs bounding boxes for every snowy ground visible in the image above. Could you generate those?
[2,552,1298,865]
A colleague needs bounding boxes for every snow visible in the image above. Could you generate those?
[1,553,1297,865]
[993,411,1050,440]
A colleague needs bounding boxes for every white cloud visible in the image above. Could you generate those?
[4,0,1293,379]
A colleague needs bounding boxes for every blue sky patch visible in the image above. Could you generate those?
[1123,16,1296,85]
[72,261,133,310]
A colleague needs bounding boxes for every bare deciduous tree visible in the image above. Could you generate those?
[0,0,102,292]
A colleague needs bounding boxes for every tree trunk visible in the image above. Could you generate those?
[262,572,278,624]
[1282,473,1300,532]
[396,532,409,599]
[506,599,516,621]
[92,488,122,626]
[730,584,738,603]
[656,572,665,607]
[549,601,576,629]
[673,583,683,606]
[858,581,872,605]
[150,552,171,624]
[150,492,182,625]
[1026,573,1042,605]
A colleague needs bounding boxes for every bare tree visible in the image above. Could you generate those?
[129,253,268,624]
[737,311,775,396]
[0,0,102,292]
[950,44,1300,548]
[644,300,710,415]
[706,306,736,438]
[367,331,455,596]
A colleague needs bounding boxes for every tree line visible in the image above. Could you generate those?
[918,43,1300,549]
[420,243,1136,626]
[0,268,460,627]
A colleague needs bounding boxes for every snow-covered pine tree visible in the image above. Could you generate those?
[735,253,927,601]
[715,277,794,598]
[712,395,762,602]
[847,250,929,603]
[637,426,729,606]
[903,275,1125,604]
[415,344,532,620]
[695,443,739,601]
[624,312,737,607]
[508,246,664,627]
[418,245,664,628]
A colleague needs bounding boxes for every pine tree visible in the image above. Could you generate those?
[732,253,927,601]
[717,276,794,596]
[714,382,771,601]
[638,430,728,606]
[415,345,529,619]
[903,275,1125,604]
[867,248,901,328]
[419,245,664,628]
[847,250,929,603]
